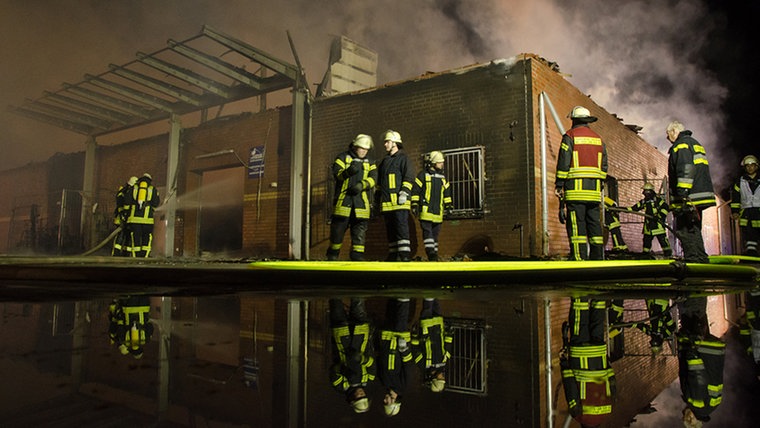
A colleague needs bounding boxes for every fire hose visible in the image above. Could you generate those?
[79,225,122,256]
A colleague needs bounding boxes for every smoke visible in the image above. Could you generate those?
[0,0,745,191]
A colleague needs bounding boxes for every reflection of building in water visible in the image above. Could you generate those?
[1,291,757,427]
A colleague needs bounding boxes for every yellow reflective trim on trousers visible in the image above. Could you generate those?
[582,404,612,415]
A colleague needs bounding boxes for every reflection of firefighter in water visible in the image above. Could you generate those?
[377,298,414,417]
[109,296,154,359]
[328,298,376,414]
[126,173,160,257]
[412,298,452,393]
[739,290,760,381]
[678,297,725,428]
[561,297,616,428]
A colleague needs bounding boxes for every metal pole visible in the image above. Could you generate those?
[539,93,549,256]
[544,298,554,428]
[58,189,66,251]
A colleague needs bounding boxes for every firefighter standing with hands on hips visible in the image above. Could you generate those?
[412,151,453,261]
[555,106,608,261]
[730,154,760,256]
[326,134,377,261]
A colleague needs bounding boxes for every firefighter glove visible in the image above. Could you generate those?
[348,182,364,195]
[398,191,409,205]
[346,160,362,177]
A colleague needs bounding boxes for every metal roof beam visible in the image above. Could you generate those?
[201,25,298,81]
[43,91,133,125]
[8,106,94,135]
[107,65,203,107]
[62,83,154,119]
[167,39,267,90]
[85,74,177,112]
[136,51,234,98]
[24,99,112,130]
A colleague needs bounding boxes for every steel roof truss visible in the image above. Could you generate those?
[43,91,133,125]
[201,25,298,81]
[106,66,203,107]
[62,83,154,119]
[9,106,94,135]
[167,39,266,90]
[86,73,178,112]
[25,99,112,130]
[136,52,234,99]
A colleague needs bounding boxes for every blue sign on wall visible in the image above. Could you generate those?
[248,146,265,178]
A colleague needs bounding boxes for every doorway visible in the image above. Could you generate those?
[199,167,243,255]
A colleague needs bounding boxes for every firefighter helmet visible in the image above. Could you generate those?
[142,173,152,181]
[384,402,401,416]
[128,176,138,186]
[381,130,402,144]
[604,197,616,207]
[741,155,758,166]
[429,378,446,393]
[642,183,655,191]
[427,151,445,164]
[351,397,370,413]
[568,106,597,123]
[352,134,373,150]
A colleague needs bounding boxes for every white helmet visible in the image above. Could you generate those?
[352,134,373,150]
[428,151,445,164]
[127,176,138,186]
[384,402,401,416]
[351,397,370,413]
[741,155,758,166]
[381,130,402,144]
[142,172,152,181]
[568,106,597,122]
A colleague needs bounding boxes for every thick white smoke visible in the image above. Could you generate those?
[0,0,738,190]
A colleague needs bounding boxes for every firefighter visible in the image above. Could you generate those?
[560,297,616,427]
[677,297,725,427]
[555,106,608,260]
[377,130,416,261]
[635,299,676,355]
[412,151,453,261]
[738,290,760,380]
[108,296,154,359]
[377,298,414,417]
[666,121,715,263]
[112,176,137,256]
[326,134,378,261]
[412,298,452,393]
[628,183,672,258]
[126,173,160,257]
[730,154,760,256]
[328,298,376,413]
[603,197,628,253]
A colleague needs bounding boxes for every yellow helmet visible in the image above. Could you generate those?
[642,183,655,191]
[741,155,758,166]
[427,151,445,164]
[381,130,402,144]
[127,176,138,186]
[352,134,373,150]
[351,397,370,413]
[604,197,616,207]
[384,402,401,416]
[430,378,446,393]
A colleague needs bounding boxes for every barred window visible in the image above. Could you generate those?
[441,147,484,219]
[445,318,487,395]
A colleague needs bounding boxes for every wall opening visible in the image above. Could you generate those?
[199,167,243,255]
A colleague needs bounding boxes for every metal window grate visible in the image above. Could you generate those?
[446,318,487,395]
[441,147,484,219]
